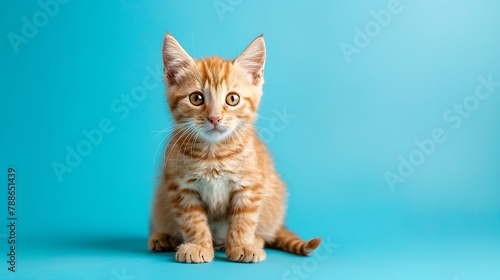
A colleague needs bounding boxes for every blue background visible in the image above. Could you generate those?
[1,0,499,279]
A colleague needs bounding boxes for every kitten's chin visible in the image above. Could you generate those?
[201,127,232,143]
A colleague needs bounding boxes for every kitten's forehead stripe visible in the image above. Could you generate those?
[199,60,209,87]
[198,57,233,92]
[223,61,232,82]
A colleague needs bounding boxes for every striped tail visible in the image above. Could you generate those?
[269,226,322,256]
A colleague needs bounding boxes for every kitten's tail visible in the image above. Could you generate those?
[268,226,322,256]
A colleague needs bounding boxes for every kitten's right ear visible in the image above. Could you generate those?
[162,32,195,85]
[234,35,266,86]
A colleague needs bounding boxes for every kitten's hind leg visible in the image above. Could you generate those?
[148,232,181,252]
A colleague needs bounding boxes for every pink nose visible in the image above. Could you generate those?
[208,117,221,126]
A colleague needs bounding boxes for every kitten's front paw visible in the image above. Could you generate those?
[175,243,214,263]
[226,245,266,263]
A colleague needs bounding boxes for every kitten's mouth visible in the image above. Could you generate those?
[206,127,226,133]
[201,126,231,142]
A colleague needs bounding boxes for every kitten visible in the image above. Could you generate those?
[148,32,322,263]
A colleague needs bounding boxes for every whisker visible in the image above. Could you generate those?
[153,123,186,137]
[238,125,270,168]
[231,128,249,175]
[173,125,199,176]
[163,125,194,172]
[257,115,273,121]
[152,123,189,166]
[182,127,200,173]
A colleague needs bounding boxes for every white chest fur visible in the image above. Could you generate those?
[192,176,233,245]
[193,176,232,217]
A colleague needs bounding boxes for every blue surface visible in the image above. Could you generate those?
[1,0,500,279]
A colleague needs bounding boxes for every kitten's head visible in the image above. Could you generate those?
[162,33,266,143]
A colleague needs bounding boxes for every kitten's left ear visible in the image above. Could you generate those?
[234,35,266,86]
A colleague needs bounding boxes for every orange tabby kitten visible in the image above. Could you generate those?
[148,32,321,263]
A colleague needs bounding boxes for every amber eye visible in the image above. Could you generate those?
[189,92,204,106]
[226,92,240,106]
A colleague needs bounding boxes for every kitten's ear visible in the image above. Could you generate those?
[162,32,195,85]
[234,35,266,86]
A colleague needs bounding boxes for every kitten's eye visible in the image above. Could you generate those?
[189,92,204,106]
[226,92,240,106]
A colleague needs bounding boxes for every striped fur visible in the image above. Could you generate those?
[148,33,321,263]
